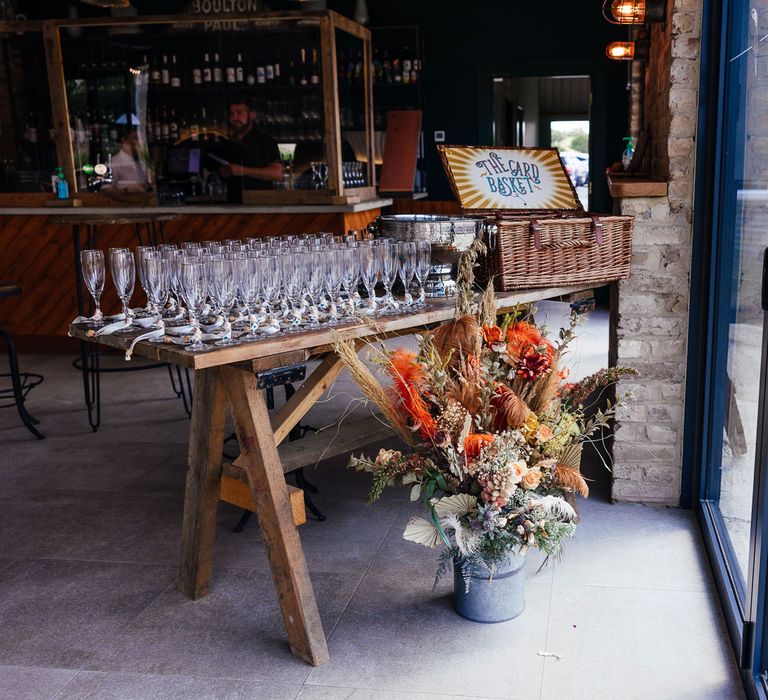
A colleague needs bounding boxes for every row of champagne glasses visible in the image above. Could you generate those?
[78,233,432,352]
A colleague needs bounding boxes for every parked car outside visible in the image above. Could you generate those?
[560,151,589,187]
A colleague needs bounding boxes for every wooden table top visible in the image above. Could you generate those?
[68,284,597,371]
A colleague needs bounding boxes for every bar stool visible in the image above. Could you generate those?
[0,283,44,439]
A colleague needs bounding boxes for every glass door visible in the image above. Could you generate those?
[701,0,768,687]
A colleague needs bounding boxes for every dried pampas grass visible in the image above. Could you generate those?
[333,338,416,447]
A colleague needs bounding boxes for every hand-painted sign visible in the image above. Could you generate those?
[439,146,581,211]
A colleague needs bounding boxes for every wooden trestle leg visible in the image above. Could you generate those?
[177,367,229,600]
[220,365,329,667]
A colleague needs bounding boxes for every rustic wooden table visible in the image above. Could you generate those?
[68,284,596,667]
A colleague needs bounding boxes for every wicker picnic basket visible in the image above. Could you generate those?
[438,145,634,290]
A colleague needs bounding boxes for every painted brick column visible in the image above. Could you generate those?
[611,0,703,504]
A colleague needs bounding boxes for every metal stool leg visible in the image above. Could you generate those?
[0,328,43,439]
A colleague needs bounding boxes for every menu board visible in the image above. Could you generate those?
[438,146,581,211]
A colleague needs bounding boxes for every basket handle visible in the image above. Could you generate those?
[531,219,594,251]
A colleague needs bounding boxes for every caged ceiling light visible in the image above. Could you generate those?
[602,0,666,25]
[605,41,636,60]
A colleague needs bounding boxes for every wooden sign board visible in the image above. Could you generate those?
[379,110,422,193]
[438,145,581,211]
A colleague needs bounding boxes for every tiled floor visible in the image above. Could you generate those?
[0,310,746,699]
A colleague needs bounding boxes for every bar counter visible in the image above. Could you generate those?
[0,198,392,350]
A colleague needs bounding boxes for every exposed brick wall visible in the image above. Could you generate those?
[611,0,702,505]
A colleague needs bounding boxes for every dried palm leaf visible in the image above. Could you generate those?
[559,442,583,471]
[403,517,442,548]
[431,315,480,369]
[490,386,531,431]
[553,463,589,498]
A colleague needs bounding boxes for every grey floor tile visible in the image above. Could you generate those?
[54,671,300,700]
[0,665,78,700]
[297,687,501,700]
[540,584,745,700]
[87,568,360,684]
[0,559,174,668]
[551,498,711,592]
[305,570,549,699]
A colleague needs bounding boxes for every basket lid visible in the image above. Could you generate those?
[438,145,583,214]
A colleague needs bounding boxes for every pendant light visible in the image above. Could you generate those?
[602,0,666,25]
[605,41,636,60]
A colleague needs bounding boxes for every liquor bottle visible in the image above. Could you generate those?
[266,55,274,83]
[171,54,181,88]
[201,107,209,142]
[392,54,401,83]
[153,109,162,143]
[354,51,363,85]
[150,55,161,85]
[402,48,411,85]
[246,56,256,86]
[213,53,223,83]
[411,56,419,84]
[299,48,308,86]
[190,111,200,142]
[211,113,220,143]
[161,106,170,142]
[202,52,212,83]
[192,53,202,85]
[256,52,266,85]
[161,54,170,85]
[338,50,346,85]
[236,52,244,83]
[180,113,189,140]
[226,53,236,83]
[373,48,381,84]
[274,60,282,84]
[169,109,179,142]
[346,51,355,86]
[381,49,391,84]
[310,48,319,85]
[288,60,296,86]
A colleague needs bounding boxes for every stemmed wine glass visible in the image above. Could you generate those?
[143,256,170,343]
[414,240,432,306]
[324,248,345,323]
[339,245,360,315]
[283,251,310,332]
[304,253,325,326]
[234,254,261,341]
[80,249,105,327]
[108,248,136,333]
[359,242,379,312]
[135,245,156,316]
[208,254,240,347]
[397,241,417,307]
[179,257,209,353]
[377,240,398,314]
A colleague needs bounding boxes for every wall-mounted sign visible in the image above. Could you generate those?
[182,0,266,31]
[438,145,581,211]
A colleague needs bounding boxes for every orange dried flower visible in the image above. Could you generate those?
[482,324,504,346]
[387,349,436,440]
[506,321,542,360]
[464,433,494,461]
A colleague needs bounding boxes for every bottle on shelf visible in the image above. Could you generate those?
[402,48,411,85]
[256,52,266,85]
[299,48,308,86]
[411,55,419,84]
[171,54,181,88]
[288,59,296,87]
[392,53,401,83]
[213,53,223,83]
[192,53,202,85]
[310,48,320,85]
[150,55,161,85]
[274,59,282,85]
[161,54,170,85]
[226,52,236,84]
[153,109,162,143]
[382,50,391,84]
[108,113,118,144]
[190,111,200,142]
[354,51,363,85]
[373,48,382,84]
[246,55,256,86]
[266,54,274,83]
[236,52,245,83]
[169,109,179,142]
[161,106,170,143]
[202,52,212,83]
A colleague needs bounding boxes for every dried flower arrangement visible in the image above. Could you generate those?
[336,287,636,589]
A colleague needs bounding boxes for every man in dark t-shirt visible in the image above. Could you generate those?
[220,98,282,201]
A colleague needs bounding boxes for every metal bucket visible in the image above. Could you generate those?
[453,553,526,623]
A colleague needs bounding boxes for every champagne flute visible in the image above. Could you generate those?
[109,248,136,333]
[80,249,105,327]
[143,256,170,343]
[378,239,398,314]
[359,242,379,312]
[179,257,209,352]
[397,241,417,307]
[414,240,432,306]
[208,255,240,347]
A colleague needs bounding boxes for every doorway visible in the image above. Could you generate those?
[491,75,591,209]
